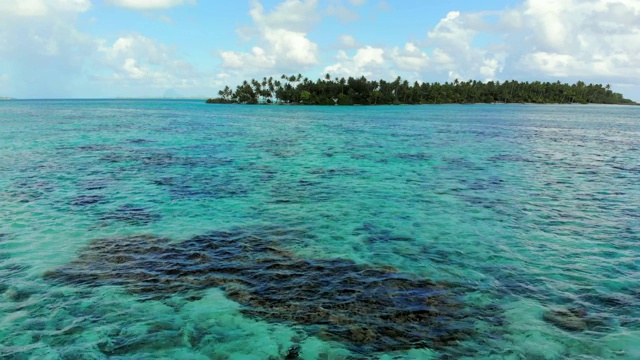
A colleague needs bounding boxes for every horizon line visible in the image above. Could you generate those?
[1,97,209,101]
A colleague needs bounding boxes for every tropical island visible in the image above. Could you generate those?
[207,74,636,105]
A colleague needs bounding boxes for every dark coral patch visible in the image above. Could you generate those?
[99,205,160,226]
[396,153,431,161]
[70,194,106,206]
[45,229,495,354]
[543,307,588,332]
[488,154,534,163]
[126,138,155,144]
[353,223,413,244]
[82,179,109,191]
[152,175,249,200]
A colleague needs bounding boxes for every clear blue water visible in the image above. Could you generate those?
[0,100,639,359]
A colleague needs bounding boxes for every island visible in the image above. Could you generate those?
[0,97,15,100]
[207,74,636,105]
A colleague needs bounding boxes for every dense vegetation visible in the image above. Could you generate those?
[207,74,635,105]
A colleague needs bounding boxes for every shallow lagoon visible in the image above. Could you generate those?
[1,100,639,359]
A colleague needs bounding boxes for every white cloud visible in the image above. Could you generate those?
[122,58,146,79]
[101,35,172,65]
[0,0,94,97]
[324,8,511,83]
[339,34,359,49]
[510,0,640,83]
[367,0,639,100]
[390,42,429,72]
[522,0,568,52]
[410,10,505,81]
[0,0,91,17]
[353,46,384,67]
[1,0,639,100]
[265,28,318,65]
[0,0,217,98]
[479,58,503,79]
[106,0,196,10]
[519,52,575,77]
[96,34,209,90]
[327,4,359,22]
[324,46,386,78]
[220,46,275,70]
[219,0,320,73]
[426,11,478,64]
[325,42,432,80]
[249,0,319,33]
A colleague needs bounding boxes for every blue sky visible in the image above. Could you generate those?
[1,0,639,100]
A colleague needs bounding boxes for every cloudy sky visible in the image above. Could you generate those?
[0,0,639,100]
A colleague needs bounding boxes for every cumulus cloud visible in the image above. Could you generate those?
[219,0,320,73]
[106,0,196,10]
[511,0,640,83]
[0,0,91,17]
[326,0,371,22]
[390,43,430,72]
[323,0,640,99]
[324,46,386,78]
[327,4,360,22]
[324,42,431,80]
[411,0,640,89]
[249,0,319,33]
[422,10,506,81]
[2,0,639,99]
[220,46,275,70]
[96,33,211,91]
[339,34,360,49]
[0,0,94,97]
[325,10,505,82]
[0,0,215,97]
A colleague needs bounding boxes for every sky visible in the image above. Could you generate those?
[0,0,639,100]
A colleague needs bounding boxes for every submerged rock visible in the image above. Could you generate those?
[396,152,431,161]
[45,229,494,354]
[488,154,534,163]
[70,194,106,206]
[126,138,155,144]
[4,286,32,302]
[82,179,109,191]
[543,307,588,332]
[353,223,414,244]
[284,344,302,359]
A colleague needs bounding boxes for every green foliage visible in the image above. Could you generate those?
[300,90,311,103]
[337,93,351,105]
[206,75,636,106]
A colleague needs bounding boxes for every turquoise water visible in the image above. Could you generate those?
[1,100,639,359]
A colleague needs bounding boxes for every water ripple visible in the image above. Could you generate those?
[1,101,639,358]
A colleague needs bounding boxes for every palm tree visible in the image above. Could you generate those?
[209,73,635,105]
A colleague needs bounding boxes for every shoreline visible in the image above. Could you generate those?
[205,101,639,106]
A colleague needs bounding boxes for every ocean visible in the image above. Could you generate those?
[1,100,639,359]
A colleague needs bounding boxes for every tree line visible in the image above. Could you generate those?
[206,74,636,105]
